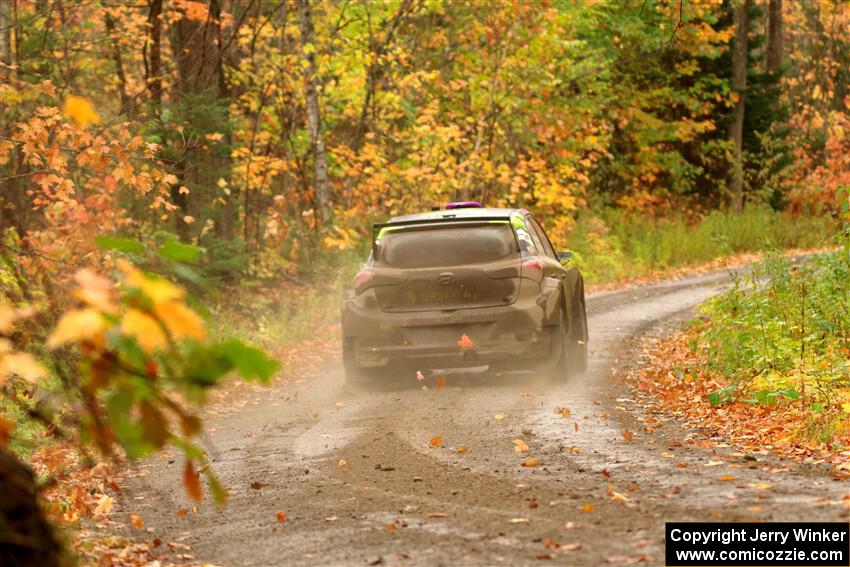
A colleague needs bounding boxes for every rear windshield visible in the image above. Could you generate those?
[377,224,519,268]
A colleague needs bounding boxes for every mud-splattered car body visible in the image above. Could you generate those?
[341,207,587,383]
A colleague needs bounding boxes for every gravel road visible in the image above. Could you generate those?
[119,269,849,566]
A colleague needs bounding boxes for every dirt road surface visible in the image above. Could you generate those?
[120,270,849,566]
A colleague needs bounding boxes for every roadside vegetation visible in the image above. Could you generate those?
[699,240,850,443]
[625,200,849,474]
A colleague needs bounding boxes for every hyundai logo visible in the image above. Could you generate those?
[437,272,456,286]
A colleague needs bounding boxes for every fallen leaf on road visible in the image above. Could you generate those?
[435,375,446,392]
[521,457,541,467]
[338,459,348,467]
[706,460,724,466]
[601,469,611,478]
[556,405,571,418]
[606,554,654,564]
[565,521,577,529]
[494,413,506,420]
[93,495,113,517]
[183,460,203,502]
[513,439,530,453]
[611,491,629,503]
[325,516,338,522]
[622,429,634,443]
[574,422,579,431]
[335,401,344,409]
[416,371,425,381]
[457,334,474,349]
[385,522,397,531]
[509,517,529,523]
[427,512,448,518]
[129,513,143,529]
[719,475,736,481]
[276,511,287,524]
[582,503,594,513]
[429,436,443,447]
[176,508,189,517]
[456,447,468,454]
[747,482,772,490]
[570,446,582,454]
[250,481,266,490]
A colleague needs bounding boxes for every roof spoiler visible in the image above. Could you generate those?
[371,216,510,258]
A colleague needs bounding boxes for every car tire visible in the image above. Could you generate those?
[342,338,380,388]
[565,284,588,375]
[547,308,570,382]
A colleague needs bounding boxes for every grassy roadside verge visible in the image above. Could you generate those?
[622,243,850,477]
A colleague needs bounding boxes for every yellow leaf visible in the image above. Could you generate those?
[73,269,116,313]
[119,261,184,304]
[842,402,850,414]
[47,308,106,349]
[154,301,205,341]
[513,439,529,453]
[93,494,114,516]
[0,343,47,384]
[520,457,541,468]
[121,309,167,352]
[610,491,629,503]
[63,95,101,128]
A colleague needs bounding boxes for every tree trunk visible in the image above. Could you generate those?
[728,0,749,212]
[0,448,62,567]
[766,0,782,73]
[0,0,10,79]
[105,12,131,116]
[147,0,163,107]
[297,0,332,227]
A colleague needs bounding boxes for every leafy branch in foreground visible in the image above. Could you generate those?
[1,241,279,506]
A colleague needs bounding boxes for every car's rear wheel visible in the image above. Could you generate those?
[342,338,383,388]
[565,284,588,375]
[549,298,587,382]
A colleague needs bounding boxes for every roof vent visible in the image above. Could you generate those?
[445,201,483,210]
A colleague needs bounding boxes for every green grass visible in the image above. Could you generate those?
[567,206,837,284]
[695,241,850,443]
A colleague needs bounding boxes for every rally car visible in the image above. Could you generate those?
[341,203,588,385]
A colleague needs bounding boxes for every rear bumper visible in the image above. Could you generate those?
[342,282,561,372]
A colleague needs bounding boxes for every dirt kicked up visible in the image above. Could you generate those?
[114,269,849,566]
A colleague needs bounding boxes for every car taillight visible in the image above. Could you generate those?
[353,269,374,294]
[521,259,544,283]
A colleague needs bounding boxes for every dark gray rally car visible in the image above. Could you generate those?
[341,203,588,385]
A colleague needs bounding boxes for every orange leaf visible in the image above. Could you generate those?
[276,511,287,524]
[456,447,468,454]
[622,429,634,443]
[250,481,266,490]
[429,435,443,448]
[582,503,594,513]
[183,460,203,502]
[513,439,529,453]
[435,375,446,392]
[457,334,474,349]
[176,507,189,517]
[521,457,541,468]
[130,513,144,529]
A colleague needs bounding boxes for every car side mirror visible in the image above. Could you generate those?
[557,251,573,263]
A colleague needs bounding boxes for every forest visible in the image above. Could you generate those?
[1,0,849,565]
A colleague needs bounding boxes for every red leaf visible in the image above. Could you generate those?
[183,460,203,502]
[276,511,287,524]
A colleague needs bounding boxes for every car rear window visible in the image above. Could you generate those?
[377,224,519,268]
